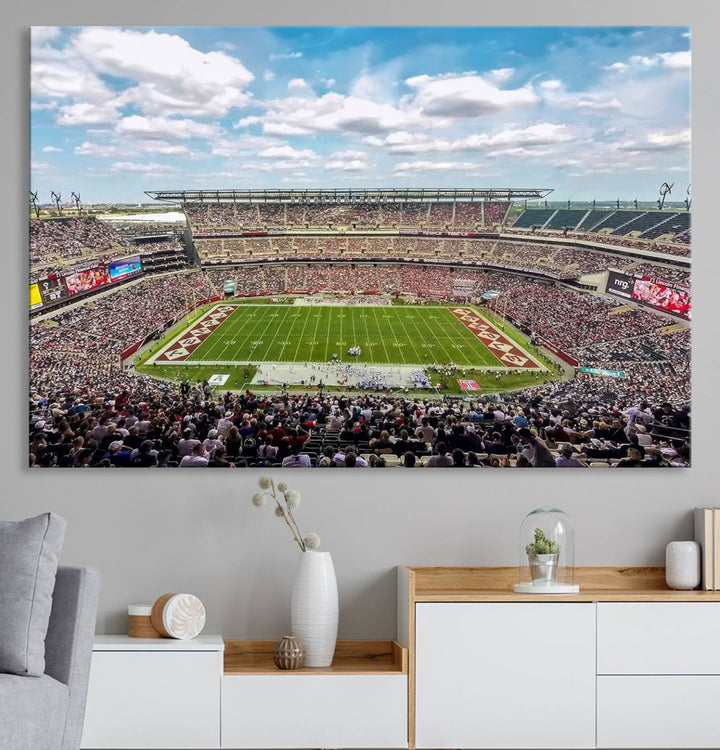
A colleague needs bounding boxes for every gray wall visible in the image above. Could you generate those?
[4,1,718,640]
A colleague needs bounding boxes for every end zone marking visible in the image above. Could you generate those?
[151,304,238,363]
[449,308,542,369]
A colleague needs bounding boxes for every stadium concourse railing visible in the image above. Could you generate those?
[119,294,222,362]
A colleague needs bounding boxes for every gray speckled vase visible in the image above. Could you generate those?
[665,541,701,590]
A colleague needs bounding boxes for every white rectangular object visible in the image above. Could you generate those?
[209,374,229,386]
[414,602,596,749]
[222,674,408,748]
[81,649,222,748]
[597,603,720,674]
[597,675,720,748]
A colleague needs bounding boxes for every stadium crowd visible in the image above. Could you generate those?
[185,201,510,233]
[30,217,130,270]
[28,377,689,468]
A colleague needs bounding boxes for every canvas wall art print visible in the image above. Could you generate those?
[29,26,690,468]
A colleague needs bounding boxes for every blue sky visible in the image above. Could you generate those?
[30,26,690,204]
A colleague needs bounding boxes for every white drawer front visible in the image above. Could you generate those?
[81,651,222,749]
[597,676,720,748]
[597,602,720,674]
[415,602,596,749]
[222,674,407,748]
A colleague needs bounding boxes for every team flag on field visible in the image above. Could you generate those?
[458,379,482,392]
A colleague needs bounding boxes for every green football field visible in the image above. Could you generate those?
[162,303,539,368]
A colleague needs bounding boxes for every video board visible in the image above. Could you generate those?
[109,256,142,282]
[65,266,111,296]
[29,283,43,311]
[38,276,70,305]
[606,270,691,321]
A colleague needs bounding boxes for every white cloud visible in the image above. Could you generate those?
[288,78,308,90]
[617,129,690,152]
[257,145,320,161]
[394,160,481,173]
[111,161,176,173]
[210,135,285,157]
[320,77,336,89]
[71,27,254,117]
[629,50,691,71]
[263,70,275,81]
[540,79,563,90]
[376,122,578,155]
[57,101,119,126]
[604,62,629,74]
[261,92,421,136]
[41,145,63,153]
[31,27,61,46]
[405,72,538,117]
[270,51,302,60]
[576,97,622,111]
[116,115,218,140]
[324,149,370,171]
[658,51,691,70]
[233,116,264,128]
[486,68,515,85]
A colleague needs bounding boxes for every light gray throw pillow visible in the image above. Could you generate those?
[0,513,66,676]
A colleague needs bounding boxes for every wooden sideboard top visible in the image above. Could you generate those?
[224,639,408,675]
[402,566,720,602]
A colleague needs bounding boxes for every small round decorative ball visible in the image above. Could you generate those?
[273,635,305,670]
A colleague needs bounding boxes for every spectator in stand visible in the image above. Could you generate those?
[554,444,587,468]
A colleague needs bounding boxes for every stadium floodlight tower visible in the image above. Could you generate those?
[71,192,81,215]
[657,181,673,210]
[29,190,40,219]
[50,190,63,216]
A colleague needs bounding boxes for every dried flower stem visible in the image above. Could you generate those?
[270,479,306,551]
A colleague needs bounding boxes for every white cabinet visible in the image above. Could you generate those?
[222,674,407,749]
[81,636,223,749]
[415,602,596,749]
[596,603,720,749]
[597,676,720,748]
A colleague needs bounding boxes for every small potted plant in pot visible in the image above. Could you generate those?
[526,528,561,585]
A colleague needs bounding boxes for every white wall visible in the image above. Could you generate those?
[4,0,718,640]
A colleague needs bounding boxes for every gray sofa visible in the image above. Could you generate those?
[0,566,102,750]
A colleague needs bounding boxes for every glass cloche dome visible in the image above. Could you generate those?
[514,507,579,594]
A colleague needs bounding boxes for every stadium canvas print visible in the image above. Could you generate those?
[29,26,691,469]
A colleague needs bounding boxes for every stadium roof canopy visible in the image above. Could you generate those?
[145,188,554,204]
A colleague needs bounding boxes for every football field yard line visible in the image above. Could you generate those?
[213,307,258,361]
[273,306,297,361]
[391,307,425,364]
[235,306,282,361]
[291,306,313,361]
[309,309,323,362]
[257,305,293,361]
[372,307,392,362]
[360,309,375,364]
[407,308,464,367]
[382,307,410,364]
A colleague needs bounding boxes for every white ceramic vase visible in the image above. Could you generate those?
[291,550,338,667]
[665,540,701,590]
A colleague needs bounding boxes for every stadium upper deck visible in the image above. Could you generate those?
[144,187,554,204]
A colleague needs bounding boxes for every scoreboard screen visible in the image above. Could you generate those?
[606,270,691,321]
[65,266,111,295]
[39,276,70,305]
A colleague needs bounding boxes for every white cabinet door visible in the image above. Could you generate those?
[222,674,407,748]
[597,603,720,674]
[415,602,596,749]
[81,651,222,749]
[597,676,720,748]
